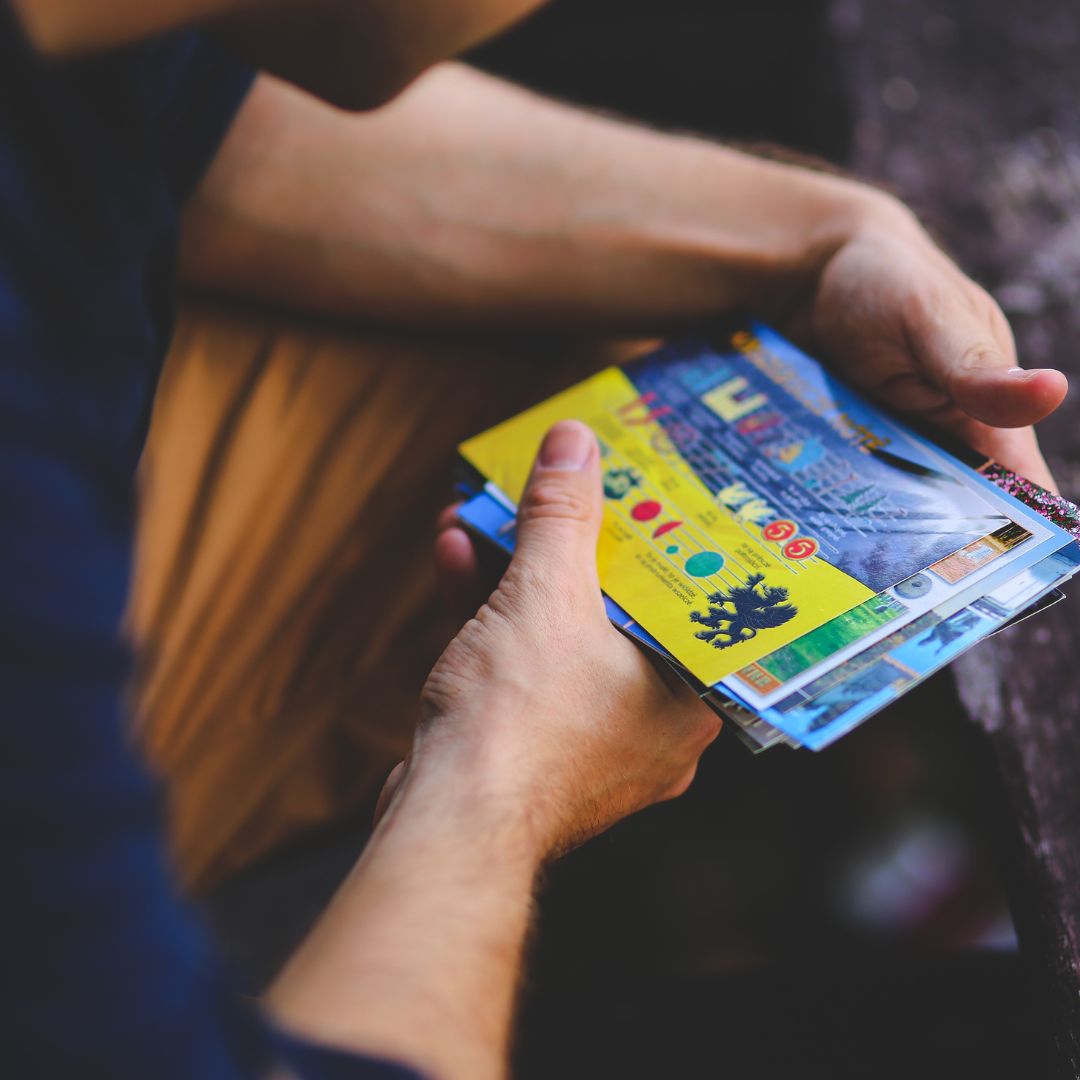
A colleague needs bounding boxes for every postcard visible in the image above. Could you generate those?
[460,324,1075,688]
[725,513,1062,711]
[751,543,1080,749]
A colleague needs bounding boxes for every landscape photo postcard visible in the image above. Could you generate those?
[758,541,1080,745]
[725,514,1061,712]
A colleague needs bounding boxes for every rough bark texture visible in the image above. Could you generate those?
[957,644,1080,1078]
[845,2,1080,1073]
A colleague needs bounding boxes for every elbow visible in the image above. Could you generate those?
[303,65,418,114]
[212,5,427,114]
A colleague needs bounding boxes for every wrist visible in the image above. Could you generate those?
[701,150,924,317]
[743,168,920,317]
[832,182,924,247]
[378,748,551,872]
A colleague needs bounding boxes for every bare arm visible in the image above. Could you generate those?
[182,63,1065,487]
[180,64,886,331]
[189,62,1069,1078]
[267,422,721,1078]
[267,767,541,1080]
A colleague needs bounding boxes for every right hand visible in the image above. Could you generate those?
[784,192,1067,491]
[384,420,723,862]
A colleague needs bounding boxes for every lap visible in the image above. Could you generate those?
[129,299,611,888]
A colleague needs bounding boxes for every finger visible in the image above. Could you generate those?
[917,312,1068,428]
[950,360,1067,429]
[436,503,464,534]
[511,420,603,591]
[433,526,489,622]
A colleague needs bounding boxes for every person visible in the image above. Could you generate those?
[2,1,1067,1078]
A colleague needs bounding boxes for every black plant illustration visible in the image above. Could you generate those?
[690,572,798,649]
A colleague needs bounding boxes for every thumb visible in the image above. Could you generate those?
[510,420,604,593]
[925,319,1068,429]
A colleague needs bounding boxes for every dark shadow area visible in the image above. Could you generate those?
[514,953,1039,1080]
[206,678,1031,1077]
[469,0,852,162]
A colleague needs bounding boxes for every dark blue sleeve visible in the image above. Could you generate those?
[0,459,427,1080]
[0,13,424,1078]
[139,29,259,203]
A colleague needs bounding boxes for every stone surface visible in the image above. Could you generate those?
[843,3,1080,1074]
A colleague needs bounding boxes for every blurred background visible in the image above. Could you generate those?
[201,2,1080,1075]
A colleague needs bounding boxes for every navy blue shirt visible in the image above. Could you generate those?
[0,8,421,1078]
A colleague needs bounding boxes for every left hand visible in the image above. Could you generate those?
[789,198,1067,491]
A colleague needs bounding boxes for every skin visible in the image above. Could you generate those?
[179,65,1066,487]
[14,2,1066,483]
[270,422,721,1079]
[9,1,1070,1076]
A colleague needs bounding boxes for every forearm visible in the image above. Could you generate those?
[267,765,542,1080]
[181,63,915,330]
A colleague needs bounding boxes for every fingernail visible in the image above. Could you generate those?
[1007,367,1038,380]
[538,420,594,470]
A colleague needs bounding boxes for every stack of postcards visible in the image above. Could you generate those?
[455,323,1080,752]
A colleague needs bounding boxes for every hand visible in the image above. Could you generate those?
[792,196,1067,491]
[381,421,722,861]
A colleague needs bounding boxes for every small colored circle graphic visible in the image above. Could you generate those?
[783,537,819,561]
[685,551,725,577]
[631,500,662,522]
[894,573,932,600]
[666,545,679,555]
[652,520,683,539]
[763,519,798,543]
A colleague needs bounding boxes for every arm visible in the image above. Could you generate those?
[180,64,879,330]
[266,768,540,1080]
[182,64,1066,488]
[267,422,722,1079]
